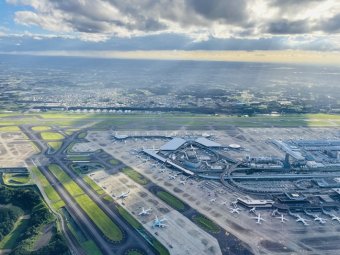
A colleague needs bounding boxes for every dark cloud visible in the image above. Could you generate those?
[265,19,309,34]
[268,0,322,11]
[320,14,340,32]
[188,0,248,24]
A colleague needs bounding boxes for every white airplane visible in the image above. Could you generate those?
[295,214,310,226]
[209,197,217,203]
[221,200,229,206]
[159,169,166,173]
[115,190,130,200]
[138,207,152,216]
[230,207,241,214]
[152,216,167,228]
[276,214,288,223]
[271,209,279,217]
[179,180,187,185]
[168,174,177,180]
[249,207,256,214]
[331,214,340,223]
[230,200,238,207]
[314,215,327,224]
[252,214,266,224]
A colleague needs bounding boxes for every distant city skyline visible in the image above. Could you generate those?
[0,0,339,52]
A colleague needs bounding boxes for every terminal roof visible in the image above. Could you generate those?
[195,137,221,147]
[160,137,186,151]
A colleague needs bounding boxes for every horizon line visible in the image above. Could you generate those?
[1,50,340,66]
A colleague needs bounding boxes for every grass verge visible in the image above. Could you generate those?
[40,132,65,141]
[48,141,62,152]
[121,167,149,185]
[31,126,51,131]
[0,126,21,132]
[30,167,65,210]
[192,214,220,234]
[2,173,31,186]
[156,191,185,211]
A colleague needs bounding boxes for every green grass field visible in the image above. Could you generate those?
[0,126,21,132]
[108,159,120,166]
[121,167,149,185]
[30,167,65,210]
[40,132,65,141]
[192,215,220,234]
[67,156,91,161]
[82,241,103,255]
[152,239,170,255]
[78,132,87,139]
[117,205,142,229]
[47,141,62,151]
[2,173,31,186]
[83,176,106,196]
[31,126,51,131]
[156,191,186,211]
[48,164,123,242]
[0,112,339,129]
[62,207,103,255]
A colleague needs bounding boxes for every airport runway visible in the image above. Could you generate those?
[22,125,157,254]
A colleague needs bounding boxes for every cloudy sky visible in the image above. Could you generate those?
[0,0,339,52]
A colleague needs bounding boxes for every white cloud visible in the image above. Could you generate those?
[5,0,340,43]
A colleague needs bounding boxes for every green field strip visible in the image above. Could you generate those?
[48,164,123,242]
[156,191,186,211]
[30,166,65,210]
[40,132,65,141]
[31,126,51,131]
[83,176,106,196]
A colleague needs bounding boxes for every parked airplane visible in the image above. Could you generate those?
[276,214,288,223]
[169,174,177,180]
[271,209,279,217]
[209,198,217,203]
[221,200,229,206]
[252,214,266,224]
[179,180,187,185]
[331,214,340,223]
[115,190,130,200]
[152,216,167,228]
[138,207,152,216]
[295,214,310,226]
[249,207,256,214]
[230,199,238,207]
[230,207,241,214]
[314,215,327,224]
